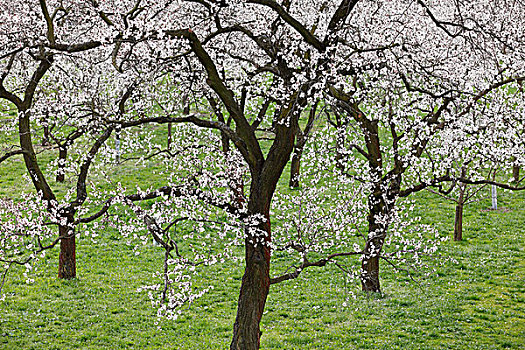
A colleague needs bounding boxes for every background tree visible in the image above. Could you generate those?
[0,0,108,279]
[320,0,525,292]
[0,0,181,279]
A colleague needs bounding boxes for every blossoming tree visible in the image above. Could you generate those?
[112,0,524,348]
[0,0,182,279]
[1,1,525,350]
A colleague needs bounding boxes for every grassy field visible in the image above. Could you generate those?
[1,119,524,349]
[1,166,524,349]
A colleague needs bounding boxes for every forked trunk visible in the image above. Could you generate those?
[229,86,298,349]
[58,218,76,279]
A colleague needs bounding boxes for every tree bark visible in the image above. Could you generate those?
[335,126,345,171]
[491,185,497,210]
[167,123,172,149]
[513,165,520,183]
[288,145,303,188]
[361,185,389,293]
[359,115,386,293]
[56,146,67,182]
[42,125,50,146]
[361,252,380,292]
[230,197,271,350]
[58,215,76,279]
[454,202,464,241]
[289,103,316,188]
[361,217,384,293]
[230,100,296,348]
[454,184,466,241]
[221,132,230,154]
[15,60,78,280]
[115,128,121,163]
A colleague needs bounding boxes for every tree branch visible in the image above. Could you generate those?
[247,0,326,52]
[165,29,263,170]
[0,149,29,164]
[270,251,362,284]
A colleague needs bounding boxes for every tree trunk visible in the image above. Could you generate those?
[230,200,271,350]
[454,202,464,241]
[228,85,298,349]
[491,185,497,210]
[221,132,230,154]
[513,165,520,183]
[361,188,389,293]
[230,240,270,350]
[115,129,121,163]
[454,184,466,241]
[56,146,67,183]
[361,220,383,293]
[361,251,381,292]
[167,123,172,149]
[288,146,303,188]
[58,216,76,279]
[335,127,345,171]
[289,103,316,188]
[42,125,50,146]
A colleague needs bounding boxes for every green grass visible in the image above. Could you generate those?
[1,188,524,349]
[1,123,524,349]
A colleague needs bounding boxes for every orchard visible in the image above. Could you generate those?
[1,1,524,349]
